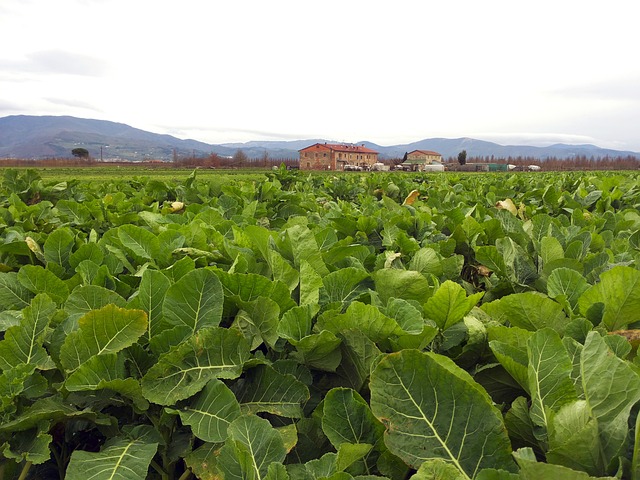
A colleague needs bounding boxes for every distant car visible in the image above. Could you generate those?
[527,165,541,171]
[344,164,363,171]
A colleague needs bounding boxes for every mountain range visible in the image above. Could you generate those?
[1,115,638,161]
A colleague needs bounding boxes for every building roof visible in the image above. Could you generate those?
[408,150,442,156]
[299,143,378,154]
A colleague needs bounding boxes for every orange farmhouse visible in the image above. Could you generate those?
[298,143,379,170]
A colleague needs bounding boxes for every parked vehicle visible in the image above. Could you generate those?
[370,162,389,171]
[343,164,363,171]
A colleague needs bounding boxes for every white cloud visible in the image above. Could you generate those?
[44,96,102,111]
[1,0,639,150]
[26,50,109,76]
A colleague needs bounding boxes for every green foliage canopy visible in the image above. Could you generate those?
[0,168,639,479]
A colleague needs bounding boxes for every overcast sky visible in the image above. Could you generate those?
[1,0,639,150]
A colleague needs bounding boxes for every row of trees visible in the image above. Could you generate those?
[2,148,638,171]
[173,151,298,169]
[441,154,640,171]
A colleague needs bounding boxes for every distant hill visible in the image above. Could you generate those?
[0,115,233,161]
[1,115,638,161]
[359,138,640,160]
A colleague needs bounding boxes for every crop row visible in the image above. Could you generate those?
[0,167,639,479]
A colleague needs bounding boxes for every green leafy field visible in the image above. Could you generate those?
[1,167,640,479]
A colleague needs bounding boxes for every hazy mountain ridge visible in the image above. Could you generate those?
[1,115,638,161]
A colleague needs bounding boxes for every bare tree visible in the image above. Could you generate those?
[232,149,249,167]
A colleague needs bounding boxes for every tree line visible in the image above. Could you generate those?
[2,150,639,171]
[439,154,640,171]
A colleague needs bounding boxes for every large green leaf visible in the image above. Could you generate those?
[0,294,56,370]
[539,235,564,264]
[372,269,432,305]
[504,397,538,455]
[411,459,467,480]
[235,296,281,348]
[408,247,445,277]
[43,227,75,271]
[55,200,92,226]
[65,353,148,410]
[322,388,384,449]
[423,280,483,331]
[127,269,171,341]
[317,302,405,343]
[141,327,250,405]
[370,350,515,477]
[64,285,127,323]
[0,396,106,433]
[117,224,162,264]
[169,378,241,443]
[0,272,34,310]
[2,428,52,466]
[481,292,567,333]
[335,329,382,392]
[287,451,342,480]
[267,249,299,292]
[215,270,296,314]
[475,246,509,280]
[59,305,148,372]
[513,447,617,479]
[162,255,196,282]
[300,259,323,306]
[547,268,589,311]
[277,304,317,342]
[335,442,373,474]
[291,330,343,372]
[69,242,104,269]
[65,436,158,480]
[218,415,287,480]
[578,265,640,331]
[234,364,310,418]
[162,268,223,333]
[184,442,221,480]
[17,264,69,304]
[488,326,533,392]
[527,328,577,437]
[580,331,640,466]
[546,400,603,476]
[384,297,425,334]
[489,341,529,393]
[284,224,330,276]
[319,267,371,306]
[633,409,640,480]
[479,238,538,286]
[0,363,37,414]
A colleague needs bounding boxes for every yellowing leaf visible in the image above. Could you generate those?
[25,236,45,263]
[402,189,421,206]
[495,198,517,215]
